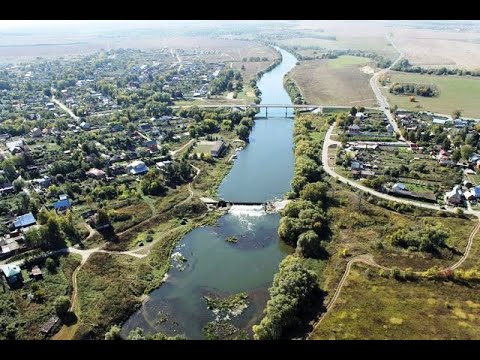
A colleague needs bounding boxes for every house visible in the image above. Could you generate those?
[445,185,464,205]
[432,118,451,125]
[30,127,43,138]
[45,102,55,110]
[127,160,149,175]
[13,212,36,229]
[143,139,158,152]
[392,183,407,193]
[6,139,25,154]
[86,168,106,178]
[350,161,363,170]
[156,160,172,171]
[80,122,91,130]
[355,112,365,120]
[0,234,23,258]
[210,140,225,158]
[31,176,51,189]
[53,197,71,213]
[386,124,394,133]
[138,123,152,132]
[2,264,22,284]
[347,124,361,135]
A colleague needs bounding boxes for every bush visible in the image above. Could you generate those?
[46,258,57,273]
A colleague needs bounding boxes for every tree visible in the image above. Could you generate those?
[96,208,110,227]
[45,258,57,273]
[452,109,462,119]
[296,230,321,258]
[253,259,318,340]
[349,107,357,116]
[299,182,328,204]
[236,125,250,141]
[127,328,146,340]
[105,325,123,340]
[461,144,474,160]
[12,177,26,192]
[54,296,71,320]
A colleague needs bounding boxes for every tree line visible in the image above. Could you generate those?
[389,82,439,97]
[391,59,480,77]
[253,114,332,340]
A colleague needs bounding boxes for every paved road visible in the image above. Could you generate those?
[51,96,80,121]
[322,125,469,214]
[368,35,405,141]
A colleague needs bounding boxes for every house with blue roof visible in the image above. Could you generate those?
[53,198,71,213]
[2,264,22,284]
[13,212,36,229]
[127,160,149,175]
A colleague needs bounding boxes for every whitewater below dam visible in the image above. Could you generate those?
[122,47,298,339]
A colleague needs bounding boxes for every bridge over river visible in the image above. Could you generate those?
[170,103,381,117]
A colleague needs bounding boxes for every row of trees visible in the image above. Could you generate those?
[389,82,439,97]
[283,76,304,105]
[254,115,330,339]
[392,59,480,77]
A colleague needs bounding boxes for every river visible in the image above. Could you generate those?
[121,47,298,339]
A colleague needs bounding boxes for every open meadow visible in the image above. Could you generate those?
[382,71,480,117]
[289,56,376,106]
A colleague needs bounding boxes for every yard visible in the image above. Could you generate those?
[289,56,377,106]
[381,72,480,118]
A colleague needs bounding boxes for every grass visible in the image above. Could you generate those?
[0,253,81,340]
[311,265,480,340]
[289,57,376,106]
[327,56,370,69]
[193,144,213,154]
[382,71,480,117]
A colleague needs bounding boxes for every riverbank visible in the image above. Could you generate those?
[120,47,298,340]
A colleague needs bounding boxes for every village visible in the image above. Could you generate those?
[334,107,480,210]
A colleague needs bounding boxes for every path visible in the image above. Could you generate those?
[307,215,480,339]
[169,139,195,157]
[51,96,79,121]
[310,122,480,338]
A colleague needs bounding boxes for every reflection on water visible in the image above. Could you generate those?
[122,48,297,339]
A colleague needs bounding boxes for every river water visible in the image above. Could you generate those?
[121,48,297,339]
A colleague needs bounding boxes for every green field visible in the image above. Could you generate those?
[327,56,370,69]
[382,72,480,117]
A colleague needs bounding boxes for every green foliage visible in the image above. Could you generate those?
[389,83,439,97]
[253,258,318,340]
[54,296,71,319]
[296,230,321,258]
[140,170,167,196]
[105,325,122,340]
[388,224,449,254]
